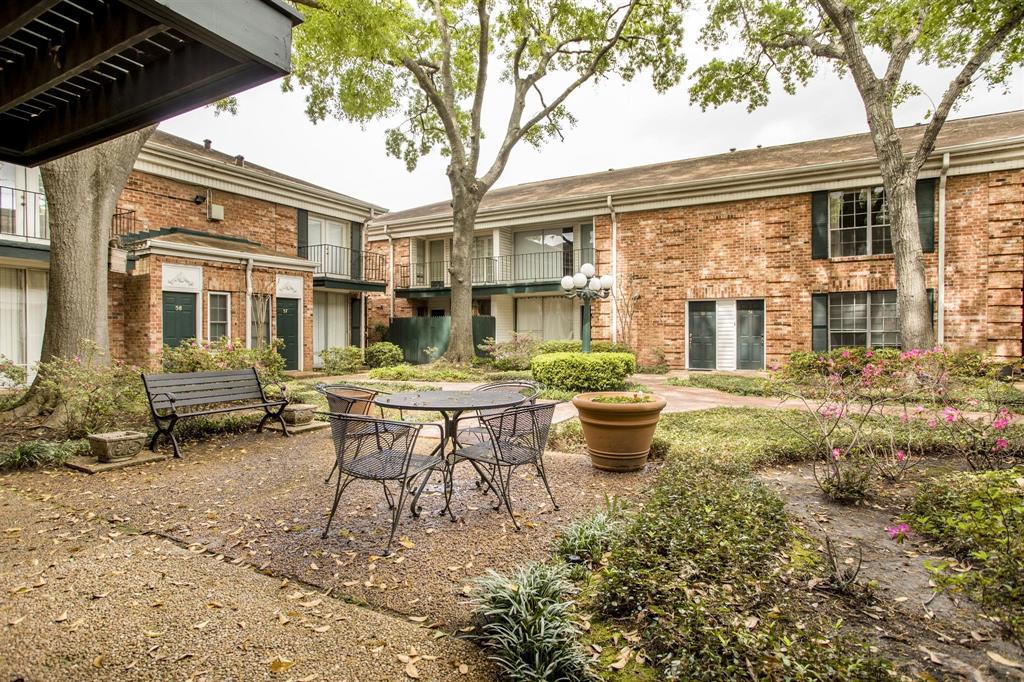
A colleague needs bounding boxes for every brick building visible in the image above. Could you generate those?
[0,130,384,375]
[367,110,1024,369]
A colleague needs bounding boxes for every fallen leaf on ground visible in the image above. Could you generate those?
[268,655,294,673]
[405,661,420,678]
[987,651,1022,669]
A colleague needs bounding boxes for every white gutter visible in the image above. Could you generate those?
[245,257,254,349]
[384,224,395,318]
[607,195,618,343]
[938,152,950,343]
[133,238,317,271]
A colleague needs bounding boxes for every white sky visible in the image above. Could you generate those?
[159,39,1024,213]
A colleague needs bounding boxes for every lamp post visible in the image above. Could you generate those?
[561,263,613,353]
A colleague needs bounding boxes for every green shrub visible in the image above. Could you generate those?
[910,467,1024,646]
[162,337,285,383]
[35,342,148,439]
[667,373,777,396]
[0,354,27,387]
[320,346,364,375]
[531,352,636,392]
[364,342,403,368]
[535,339,634,355]
[368,362,478,382]
[0,439,87,470]
[478,333,538,371]
[473,562,591,681]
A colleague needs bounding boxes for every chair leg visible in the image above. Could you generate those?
[535,456,559,510]
[441,460,456,522]
[382,481,395,509]
[324,460,338,484]
[384,476,412,556]
[322,475,353,539]
[495,464,520,531]
[409,469,434,518]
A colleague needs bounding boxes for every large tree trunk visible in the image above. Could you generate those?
[445,185,480,364]
[39,126,155,364]
[862,103,935,350]
[3,127,155,420]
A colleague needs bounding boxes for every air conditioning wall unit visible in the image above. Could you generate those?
[208,204,225,221]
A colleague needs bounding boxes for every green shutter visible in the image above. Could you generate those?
[927,288,935,328]
[296,209,308,256]
[811,191,829,259]
[916,178,936,253]
[812,293,828,352]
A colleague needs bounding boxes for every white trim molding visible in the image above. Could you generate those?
[275,274,305,371]
[160,264,204,344]
[135,238,317,272]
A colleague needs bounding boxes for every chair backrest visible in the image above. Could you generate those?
[142,368,263,412]
[481,402,557,465]
[315,383,378,416]
[322,413,421,479]
[472,380,542,416]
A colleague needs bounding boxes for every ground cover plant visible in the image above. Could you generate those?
[909,467,1024,647]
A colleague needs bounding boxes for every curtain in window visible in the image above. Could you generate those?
[0,267,25,366]
[25,270,46,369]
[542,297,572,340]
[313,291,349,366]
[516,297,544,339]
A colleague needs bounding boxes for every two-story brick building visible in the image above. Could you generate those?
[367,110,1024,369]
[0,130,385,375]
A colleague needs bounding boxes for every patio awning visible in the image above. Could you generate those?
[0,0,302,166]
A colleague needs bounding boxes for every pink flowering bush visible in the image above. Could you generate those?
[35,341,148,438]
[162,337,285,383]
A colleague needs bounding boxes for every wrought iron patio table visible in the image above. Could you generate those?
[374,389,526,516]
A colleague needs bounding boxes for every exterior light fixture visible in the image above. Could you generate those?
[560,262,613,352]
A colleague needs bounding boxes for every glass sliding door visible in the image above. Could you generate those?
[514,227,572,282]
[313,290,349,367]
[0,267,25,369]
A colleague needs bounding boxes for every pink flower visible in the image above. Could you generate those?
[927,418,937,429]
[886,523,911,543]
[866,350,874,358]
[841,350,851,359]
[993,437,1009,452]
[831,447,842,460]
[899,413,909,423]
[895,450,907,462]
[73,355,81,363]
[993,416,1010,431]
[914,405,925,414]
[943,406,960,423]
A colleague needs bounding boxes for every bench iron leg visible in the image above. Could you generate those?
[150,415,181,458]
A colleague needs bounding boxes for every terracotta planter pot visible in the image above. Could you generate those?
[572,392,667,472]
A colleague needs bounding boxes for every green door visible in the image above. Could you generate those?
[688,301,716,370]
[162,291,196,348]
[737,299,765,370]
[276,297,300,370]
[349,296,361,347]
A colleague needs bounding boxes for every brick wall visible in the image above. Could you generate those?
[118,171,299,255]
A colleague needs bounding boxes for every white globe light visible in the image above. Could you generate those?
[587,277,602,291]
[580,262,596,278]
[572,272,588,289]
[600,274,614,290]
[560,275,575,291]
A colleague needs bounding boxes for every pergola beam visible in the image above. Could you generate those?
[0,0,61,42]
[0,3,165,115]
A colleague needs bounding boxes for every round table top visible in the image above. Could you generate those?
[374,389,526,412]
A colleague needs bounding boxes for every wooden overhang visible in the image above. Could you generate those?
[0,0,302,166]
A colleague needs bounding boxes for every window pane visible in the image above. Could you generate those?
[870,187,892,254]
[0,267,25,366]
[869,290,899,347]
[209,293,229,340]
[828,292,868,349]
[830,190,869,257]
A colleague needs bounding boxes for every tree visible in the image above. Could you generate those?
[4,126,154,419]
[288,0,686,362]
[690,0,1024,350]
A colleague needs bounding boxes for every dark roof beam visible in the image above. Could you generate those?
[0,2,165,114]
[0,0,62,42]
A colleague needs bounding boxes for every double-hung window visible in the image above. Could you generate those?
[829,187,891,257]
[827,290,899,349]
[208,292,230,341]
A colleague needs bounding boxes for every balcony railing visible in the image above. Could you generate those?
[0,185,48,240]
[111,209,137,238]
[397,248,599,289]
[299,243,387,283]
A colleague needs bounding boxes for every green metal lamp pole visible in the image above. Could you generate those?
[561,263,612,353]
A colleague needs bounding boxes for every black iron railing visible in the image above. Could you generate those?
[111,209,137,237]
[0,185,48,240]
[299,243,387,283]
[396,248,599,288]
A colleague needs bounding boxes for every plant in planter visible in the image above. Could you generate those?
[572,391,667,471]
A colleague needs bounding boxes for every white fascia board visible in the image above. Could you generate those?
[135,239,317,272]
[136,144,386,223]
[366,137,1024,238]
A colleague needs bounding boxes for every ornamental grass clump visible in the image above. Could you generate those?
[0,439,86,470]
[555,508,625,572]
[473,562,592,682]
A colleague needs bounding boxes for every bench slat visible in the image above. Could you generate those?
[144,371,258,387]
[144,369,256,381]
[150,391,267,410]
[155,384,266,400]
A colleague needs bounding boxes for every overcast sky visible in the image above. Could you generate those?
[160,33,1024,213]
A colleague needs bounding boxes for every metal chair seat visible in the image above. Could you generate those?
[343,450,438,480]
[455,439,539,466]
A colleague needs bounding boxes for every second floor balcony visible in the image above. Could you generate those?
[300,243,387,284]
[396,248,600,289]
[0,186,48,241]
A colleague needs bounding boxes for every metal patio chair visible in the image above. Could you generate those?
[452,402,559,530]
[315,383,406,484]
[320,413,446,555]
[456,379,542,445]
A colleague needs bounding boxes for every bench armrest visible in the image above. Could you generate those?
[149,391,178,415]
[263,380,289,402]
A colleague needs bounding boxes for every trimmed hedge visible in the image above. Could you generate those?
[535,339,634,355]
[364,341,403,368]
[531,352,636,392]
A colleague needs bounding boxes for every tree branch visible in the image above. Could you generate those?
[881,7,926,94]
[469,0,489,172]
[430,0,456,113]
[911,4,1024,170]
[291,0,322,8]
[401,57,467,167]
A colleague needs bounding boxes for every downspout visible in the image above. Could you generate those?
[938,153,949,344]
[385,224,395,318]
[245,257,254,348]
[607,195,618,343]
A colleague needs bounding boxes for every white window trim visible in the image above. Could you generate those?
[827,186,891,259]
[207,291,231,341]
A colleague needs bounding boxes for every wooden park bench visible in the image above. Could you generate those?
[141,368,289,459]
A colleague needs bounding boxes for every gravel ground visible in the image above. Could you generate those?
[0,485,493,681]
[2,427,659,678]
